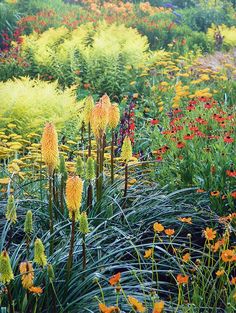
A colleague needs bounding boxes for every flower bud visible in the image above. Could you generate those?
[5,195,17,224]
[86,157,95,180]
[79,212,89,234]
[24,210,33,234]
[34,238,47,267]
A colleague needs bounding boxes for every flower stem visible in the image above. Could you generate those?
[67,211,75,279]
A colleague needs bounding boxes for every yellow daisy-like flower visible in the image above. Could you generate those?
[203,227,216,241]
[153,222,164,233]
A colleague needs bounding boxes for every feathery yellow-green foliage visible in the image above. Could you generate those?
[207,24,236,48]
[0,77,82,134]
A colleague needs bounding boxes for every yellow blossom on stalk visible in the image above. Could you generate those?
[19,261,34,289]
[0,251,14,284]
[41,122,59,175]
[128,296,146,312]
[121,136,132,163]
[66,176,83,221]
[83,95,95,125]
[90,101,108,138]
[108,104,120,129]
[153,301,164,313]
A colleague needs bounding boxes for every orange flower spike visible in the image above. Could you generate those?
[19,261,34,289]
[128,296,146,312]
[90,101,108,138]
[153,222,164,233]
[41,122,59,175]
[176,274,189,285]
[153,301,164,313]
[100,93,112,111]
[204,227,216,241]
[66,176,83,221]
[164,229,175,237]
[109,272,121,286]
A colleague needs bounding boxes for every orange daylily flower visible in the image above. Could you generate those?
[164,229,175,236]
[99,303,119,313]
[153,301,164,313]
[231,277,236,285]
[182,253,191,263]
[128,296,145,312]
[29,286,43,294]
[203,227,216,241]
[221,249,236,263]
[176,274,189,285]
[109,273,121,286]
[178,217,192,224]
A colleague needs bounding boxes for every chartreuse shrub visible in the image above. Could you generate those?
[207,24,236,50]
[19,22,148,95]
[0,77,81,134]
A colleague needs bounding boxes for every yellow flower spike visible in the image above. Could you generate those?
[108,104,120,129]
[121,136,132,163]
[0,251,14,284]
[90,101,108,138]
[41,122,59,176]
[66,176,83,221]
[83,95,95,125]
